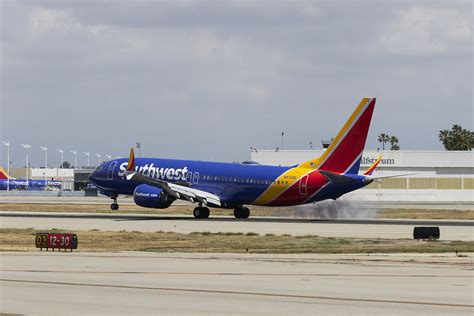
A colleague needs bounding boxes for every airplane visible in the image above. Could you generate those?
[0,167,62,190]
[89,97,390,219]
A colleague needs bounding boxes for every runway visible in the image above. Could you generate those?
[1,195,473,210]
[1,212,473,240]
[1,252,472,315]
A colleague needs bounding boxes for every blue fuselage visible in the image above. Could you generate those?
[89,158,369,208]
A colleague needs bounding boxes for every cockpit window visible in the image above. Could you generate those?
[95,164,105,172]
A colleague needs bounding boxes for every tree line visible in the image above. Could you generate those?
[377,125,473,151]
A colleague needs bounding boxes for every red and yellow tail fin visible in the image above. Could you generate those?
[364,155,382,176]
[126,148,136,172]
[299,97,376,174]
[0,167,12,180]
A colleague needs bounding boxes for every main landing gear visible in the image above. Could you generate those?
[193,206,210,219]
[234,206,250,219]
[110,196,119,211]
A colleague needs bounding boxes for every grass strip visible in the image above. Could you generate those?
[1,228,473,254]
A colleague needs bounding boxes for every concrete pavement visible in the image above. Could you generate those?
[1,252,472,315]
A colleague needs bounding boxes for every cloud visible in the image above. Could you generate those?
[0,1,471,167]
[376,6,471,55]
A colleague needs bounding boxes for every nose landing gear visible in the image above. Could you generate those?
[110,196,119,211]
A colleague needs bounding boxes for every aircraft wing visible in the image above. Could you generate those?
[125,149,221,207]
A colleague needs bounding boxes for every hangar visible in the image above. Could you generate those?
[250,150,474,202]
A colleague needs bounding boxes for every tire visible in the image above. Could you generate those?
[193,207,201,218]
[234,207,242,219]
[111,204,119,211]
[201,207,210,219]
[241,207,250,219]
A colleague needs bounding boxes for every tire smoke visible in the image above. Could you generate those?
[274,200,379,219]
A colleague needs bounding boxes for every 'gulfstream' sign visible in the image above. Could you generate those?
[361,157,395,165]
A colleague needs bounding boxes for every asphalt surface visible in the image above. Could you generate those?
[1,195,473,210]
[1,211,473,240]
[1,252,473,315]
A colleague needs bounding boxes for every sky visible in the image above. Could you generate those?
[0,0,472,168]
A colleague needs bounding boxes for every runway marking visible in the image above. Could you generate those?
[2,269,468,278]
[1,278,472,309]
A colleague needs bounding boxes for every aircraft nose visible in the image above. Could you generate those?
[89,170,98,184]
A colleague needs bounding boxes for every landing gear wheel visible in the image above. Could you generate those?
[241,207,250,219]
[193,206,210,219]
[234,206,250,219]
[110,197,119,211]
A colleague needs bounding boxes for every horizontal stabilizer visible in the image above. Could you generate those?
[367,173,417,181]
[363,155,382,176]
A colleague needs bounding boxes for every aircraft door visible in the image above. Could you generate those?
[186,171,192,184]
[107,161,117,180]
[299,175,308,196]
[193,172,199,184]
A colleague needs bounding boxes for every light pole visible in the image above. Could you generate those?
[21,144,31,188]
[57,149,64,168]
[84,152,90,167]
[95,153,101,166]
[281,132,285,150]
[1,141,10,191]
[40,146,48,168]
[71,151,77,169]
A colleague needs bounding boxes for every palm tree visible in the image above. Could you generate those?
[438,129,450,148]
[439,125,474,150]
[389,136,400,150]
[377,133,389,150]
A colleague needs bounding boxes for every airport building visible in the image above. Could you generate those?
[250,150,474,202]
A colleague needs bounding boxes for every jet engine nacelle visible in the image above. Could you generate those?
[133,184,174,209]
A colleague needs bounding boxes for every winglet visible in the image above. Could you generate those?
[364,155,382,176]
[126,148,136,172]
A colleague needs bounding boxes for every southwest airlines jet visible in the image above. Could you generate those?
[89,97,382,219]
[0,167,62,190]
